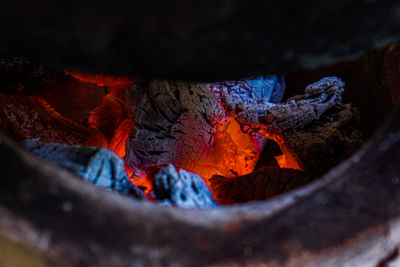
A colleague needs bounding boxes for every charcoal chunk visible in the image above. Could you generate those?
[21,140,144,199]
[153,164,217,208]
[125,79,227,175]
[207,76,285,114]
[220,76,345,135]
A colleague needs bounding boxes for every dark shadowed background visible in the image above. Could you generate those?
[2,0,400,80]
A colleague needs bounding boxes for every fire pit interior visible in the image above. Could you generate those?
[0,57,367,207]
[2,1,400,266]
[0,44,398,262]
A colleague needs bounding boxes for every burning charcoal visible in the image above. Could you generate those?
[210,167,311,205]
[125,79,227,174]
[153,164,217,208]
[216,76,362,176]
[207,76,285,112]
[21,140,144,199]
[220,76,345,135]
[124,77,286,178]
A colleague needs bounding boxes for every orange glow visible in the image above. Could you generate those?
[260,130,302,170]
[108,119,133,158]
[64,70,133,90]
[182,117,259,186]
[63,69,302,198]
[126,169,153,195]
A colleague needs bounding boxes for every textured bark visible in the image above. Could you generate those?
[125,79,227,174]
[153,164,217,208]
[21,140,144,199]
[210,167,311,204]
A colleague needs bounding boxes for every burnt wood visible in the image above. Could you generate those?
[153,164,217,208]
[220,76,345,135]
[286,41,400,138]
[0,101,399,266]
[21,140,144,199]
[125,79,227,174]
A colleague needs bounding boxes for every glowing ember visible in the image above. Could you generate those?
[185,117,260,184]
[259,130,302,170]
[65,70,302,197]
[126,170,153,195]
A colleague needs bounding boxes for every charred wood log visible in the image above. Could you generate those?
[216,76,362,176]
[153,164,217,208]
[125,79,227,174]
[207,76,285,110]
[210,167,311,204]
[125,77,285,176]
[286,41,400,138]
[21,140,144,199]
[219,76,345,135]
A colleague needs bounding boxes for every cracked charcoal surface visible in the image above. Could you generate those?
[21,140,144,199]
[124,77,285,175]
[153,164,217,208]
[220,76,345,135]
[207,76,285,114]
[125,79,227,174]
[216,76,362,177]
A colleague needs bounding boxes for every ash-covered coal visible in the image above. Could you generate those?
[124,76,285,179]
[153,164,217,208]
[219,76,345,135]
[0,58,365,206]
[21,140,144,199]
[207,75,285,111]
